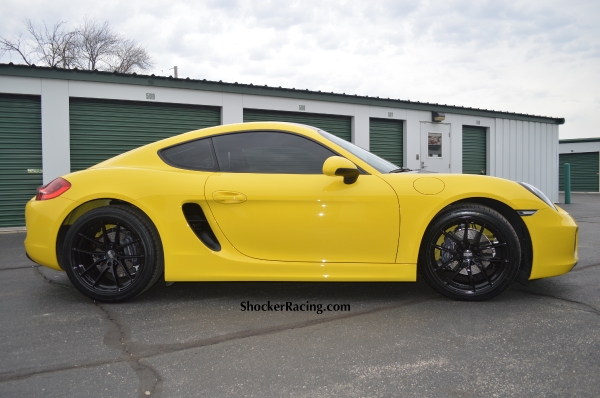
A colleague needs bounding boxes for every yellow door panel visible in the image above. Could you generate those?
[205,173,399,263]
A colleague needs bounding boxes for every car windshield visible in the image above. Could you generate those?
[317,129,399,173]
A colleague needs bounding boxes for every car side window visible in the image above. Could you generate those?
[211,131,337,174]
[159,138,218,171]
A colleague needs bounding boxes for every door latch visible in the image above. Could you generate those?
[212,191,247,204]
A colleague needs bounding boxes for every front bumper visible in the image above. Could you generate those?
[525,205,578,280]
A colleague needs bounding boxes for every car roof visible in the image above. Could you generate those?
[88,122,382,175]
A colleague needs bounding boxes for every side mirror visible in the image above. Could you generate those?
[322,156,360,184]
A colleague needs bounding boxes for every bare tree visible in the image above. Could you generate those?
[0,33,32,65]
[74,18,119,70]
[109,39,153,73]
[1,19,153,73]
[25,20,78,68]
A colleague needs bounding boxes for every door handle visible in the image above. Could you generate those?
[212,190,247,204]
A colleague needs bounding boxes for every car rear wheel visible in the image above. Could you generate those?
[62,205,163,302]
[419,204,521,301]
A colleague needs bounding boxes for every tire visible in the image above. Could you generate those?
[62,205,164,303]
[419,204,521,301]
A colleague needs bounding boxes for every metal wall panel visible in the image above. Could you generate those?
[70,98,221,171]
[508,120,516,181]
[462,125,487,175]
[551,125,560,199]
[515,120,523,182]
[559,152,599,192]
[243,109,352,142]
[540,123,548,197]
[526,122,535,188]
[0,94,42,227]
[369,118,403,167]
[490,118,559,202]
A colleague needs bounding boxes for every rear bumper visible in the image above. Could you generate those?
[25,251,42,266]
[24,196,75,271]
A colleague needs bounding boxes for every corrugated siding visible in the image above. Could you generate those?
[489,119,559,202]
[70,98,221,171]
[462,125,487,175]
[243,109,352,142]
[559,152,599,192]
[0,94,42,228]
[369,118,403,167]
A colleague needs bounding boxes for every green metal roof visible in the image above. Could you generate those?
[0,63,565,125]
[559,137,600,143]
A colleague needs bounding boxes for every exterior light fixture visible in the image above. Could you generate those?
[432,111,445,122]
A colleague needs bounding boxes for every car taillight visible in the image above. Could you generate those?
[36,178,71,200]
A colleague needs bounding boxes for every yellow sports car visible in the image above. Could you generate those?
[25,122,578,302]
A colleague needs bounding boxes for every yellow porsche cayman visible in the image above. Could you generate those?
[25,122,578,302]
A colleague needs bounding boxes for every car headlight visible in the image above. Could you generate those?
[518,182,557,211]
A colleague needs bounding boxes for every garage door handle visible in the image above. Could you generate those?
[212,191,247,204]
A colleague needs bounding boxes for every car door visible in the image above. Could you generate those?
[204,131,399,263]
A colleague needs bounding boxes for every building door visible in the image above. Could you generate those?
[0,94,42,228]
[70,98,221,171]
[420,122,451,173]
[462,125,487,175]
[369,118,403,167]
[559,152,600,192]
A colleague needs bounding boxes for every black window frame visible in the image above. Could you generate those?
[158,129,368,175]
[158,136,219,172]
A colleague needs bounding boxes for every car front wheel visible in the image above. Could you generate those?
[62,205,163,302]
[419,204,521,301]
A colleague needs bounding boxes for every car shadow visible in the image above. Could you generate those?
[138,279,438,305]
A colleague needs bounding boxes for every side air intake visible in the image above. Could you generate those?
[182,203,221,251]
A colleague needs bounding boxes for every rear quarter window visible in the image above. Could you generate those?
[159,138,218,171]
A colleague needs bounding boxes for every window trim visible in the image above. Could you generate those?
[158,136,219,172]
[158,129,369,175]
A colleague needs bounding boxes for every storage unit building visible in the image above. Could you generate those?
[0,63,565,228]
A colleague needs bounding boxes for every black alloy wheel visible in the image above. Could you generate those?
[419,204,521,301]
[62,205,163,302]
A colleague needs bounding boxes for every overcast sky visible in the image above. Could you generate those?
[2,0,599,139]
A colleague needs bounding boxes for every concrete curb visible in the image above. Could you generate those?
[0,227,26,234]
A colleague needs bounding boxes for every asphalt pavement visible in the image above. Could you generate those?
[0,193,598,397]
